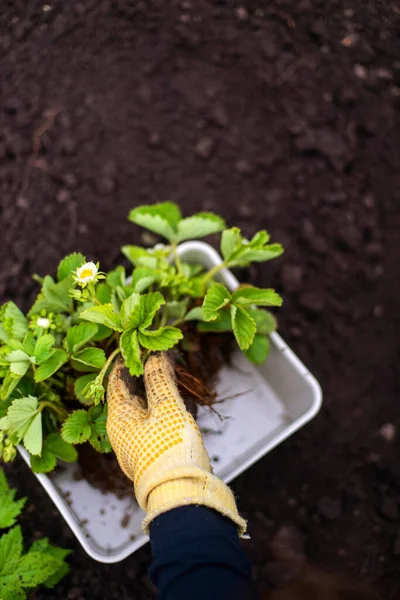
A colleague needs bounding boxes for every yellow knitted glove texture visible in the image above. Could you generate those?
[106,352,247,536]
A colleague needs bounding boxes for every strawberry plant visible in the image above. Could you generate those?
[0,203,283,474]
[0,468,70,599]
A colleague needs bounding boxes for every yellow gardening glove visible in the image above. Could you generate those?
[106,352,247,536]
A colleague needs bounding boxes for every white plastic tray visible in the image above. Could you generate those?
[18,241,322,563]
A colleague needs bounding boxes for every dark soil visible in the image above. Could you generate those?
[1,1,400,599]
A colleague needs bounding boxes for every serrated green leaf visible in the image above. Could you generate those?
[80,304,123,331]
[166,299,189,320]
[30,447,57,474]
[71,348,106,372]
[65,322,98,354]
[228,243,284,267]
[246,309,277,334]
[106,266,126,289]
[12,551,61,587]
[34,349,68,382]
[88,405,111,453]
[120,330,143,377]
[220,227,242,261]
[231,286,283,307]
[95,282,112,304]
[230,305,256,350]
[138,327,183,351]
[57,252,86,281]
[61,410,91,444]
[120,292,141,329]
[0,303,29,341]
[44,432,77,462]
[7,396,38,438]
[6,351,31,377]
[28,538,71,588]
[23,412,42,456]
[202,283,231,321]
[29,276,72,315]
[176,212,225,243]
[74,373,97,405]
[121,245,158,268]
[22,332,35,356]
[128,202,181,242]
[0,525,23,574]
[92,324,113,341]
[131,268,158,293]
[0,582,26,600]
[0,371,22,401]
[139,292,165,330]
[0,469,27,529]
[34,334,56,363]
[198,308,232,332]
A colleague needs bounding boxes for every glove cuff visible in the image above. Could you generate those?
[142,470,247,537]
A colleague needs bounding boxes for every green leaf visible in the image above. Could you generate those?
[131,268,158,293]
[7,396,38,439]
[121,245,158,268]
[0,525,23,574]
[23,412,42,455]
[198,308,232,332]
[106,266,126,289]
[120,293,141,329]
[230,305,256,350]
[246,309,277,334]
[28,538,71,588]
[120,330,143,377]
[231,286,283,307]
[220,227,242,261]
[202,283,231,321]
[0,583,26,600]
[74,373,97,405]
[0,469,27,529]
[29,276,72,315]
[61,410,91,444]
[0,302,29,341]
[167,299,189,320]
[34,349,68,382]
[88,405,111,453]
[12,551,61,588]
[57,252,86,281]
[176,213,225,242]
[95,282,112,304]
[45,433,78,462]
[71,348,106,372]
[139,292,165,330]
[92,324,113,341]
[128,202,182,242]
[22,332,35,356]
[80,304,123,332]
[183,306,204,321]
[65,322,98,353]
[0,372,22,401]
[34,334,56,363]
[229,243,283,267]
[6,351,31,377]
[138,327,183,351]
[30,447,57,474]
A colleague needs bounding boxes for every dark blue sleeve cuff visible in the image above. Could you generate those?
[149,505,258,600]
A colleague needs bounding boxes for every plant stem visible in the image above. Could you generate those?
[100,347,121,380]
[38,401,68,420]
[200,262,227,290]
[49,377,64,389]
[173,244,184,276]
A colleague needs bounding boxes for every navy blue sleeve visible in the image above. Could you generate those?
[149,505,259,600]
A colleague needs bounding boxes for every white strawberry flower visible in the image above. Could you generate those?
[75,262,98,284]
[37,317,51,328]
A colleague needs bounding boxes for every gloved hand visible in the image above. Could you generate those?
[106,352,247,536]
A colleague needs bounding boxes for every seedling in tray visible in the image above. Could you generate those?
[0,202,283,476]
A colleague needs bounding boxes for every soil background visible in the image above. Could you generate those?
[1,1,400,598]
